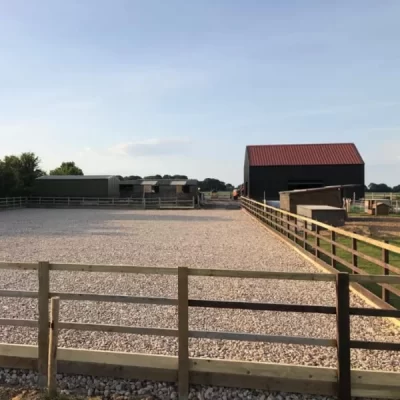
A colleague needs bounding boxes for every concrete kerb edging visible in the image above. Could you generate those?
[241,208,400,330]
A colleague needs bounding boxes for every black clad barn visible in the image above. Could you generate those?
[244,143,365,201]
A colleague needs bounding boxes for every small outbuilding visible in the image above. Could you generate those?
[296,205,346,228]
[119,179,198,199]
[372,202,390,216]
[34,175,120,198]
[280,185,358,214]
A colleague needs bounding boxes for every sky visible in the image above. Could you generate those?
[0,1,399,186]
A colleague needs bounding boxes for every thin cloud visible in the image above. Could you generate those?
[109,138,192,157]
[268,101,400,119]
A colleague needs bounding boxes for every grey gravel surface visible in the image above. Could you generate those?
[0,208,399,399]
[0,369,333,400]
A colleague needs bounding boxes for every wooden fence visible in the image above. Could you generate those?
[0,197,196,210]
[241,197,400,310]
[0,262,399,399]
[0,197,28,210]
[366,192,400,200]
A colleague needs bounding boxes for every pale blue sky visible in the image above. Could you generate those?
[1,1,399,185]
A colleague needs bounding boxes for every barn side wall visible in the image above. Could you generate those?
[34,180,111,198]
[249,164,365,201]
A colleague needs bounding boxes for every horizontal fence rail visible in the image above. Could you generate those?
[28,196,196,209]
[240,197,400,311]
[0,262,399,400]
[0,196,196,210]
[0,197,28,210]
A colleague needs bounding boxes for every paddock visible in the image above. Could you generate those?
[0,208,397,366]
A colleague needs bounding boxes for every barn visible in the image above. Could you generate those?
[34,175,120,198]
[244,143,365,201]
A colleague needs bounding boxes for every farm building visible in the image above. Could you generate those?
[34,175,120,198]
[119,179,199,199]
[244,143,365,201]
[280,184,359,213]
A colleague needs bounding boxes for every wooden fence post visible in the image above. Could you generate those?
[382,241,390,303]
[315,225,320,259]
[286,216,290,239]
[336,273,351,400]
[38,261,50,387]
[48,297,60,396]
[178,267,189,400]
[331,231,337,269]
[352,238,358,273]
[303,224,308,250]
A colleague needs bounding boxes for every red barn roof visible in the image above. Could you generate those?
[246,143,364,167]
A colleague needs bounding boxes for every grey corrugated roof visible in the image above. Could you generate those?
[140,180,158,185]
[120,179,198,186]
[170,180,187,185]
[37,175,115,180]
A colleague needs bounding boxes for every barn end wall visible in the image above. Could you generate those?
[108,177,121,197]
[249,164,364,201]
[244,150,250,196]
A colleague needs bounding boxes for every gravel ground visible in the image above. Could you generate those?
[0,208,399,399]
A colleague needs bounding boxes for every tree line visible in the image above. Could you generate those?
[0,152,235,197]
[367,183,400,193]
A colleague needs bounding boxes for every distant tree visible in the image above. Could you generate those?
[144,174,162,179]
[0,152,45,196]
[50,162,83,176]
[123,175,142,180]
[18,152,46,195]
[172,174,188,179]
[162,174,173,179]
[0,161,18,196]
[199,178,227,191]
[368,183,392,192]
[392,185,400,193]
[225,183,234,191]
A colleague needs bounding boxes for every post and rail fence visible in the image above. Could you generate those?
[0,197,28,210]
[240,197,400,310]
[0,196,196,210]
[0,261,399,399]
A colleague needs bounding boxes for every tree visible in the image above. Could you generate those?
[368,183,392,192]
[0,152,45,196]
[172,175,188,179]
[18,153,46,194]
[199,178,227,192]
[50,162,83,176]
[124,175,142,180]
[144,174,162,179]
[393,185,400,193]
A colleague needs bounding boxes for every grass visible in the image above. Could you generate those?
[348,212,400,218]
[318,235,400,308]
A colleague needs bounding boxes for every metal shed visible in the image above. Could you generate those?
[119,179,198,199]
[34,175,120,198]
[244,143,365,201]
